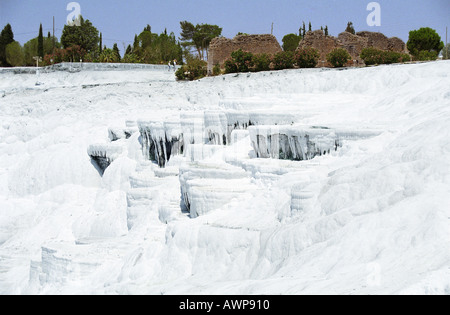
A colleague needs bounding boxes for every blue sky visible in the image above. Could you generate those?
[1,0,449,53]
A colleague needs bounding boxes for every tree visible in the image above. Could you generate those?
[38,24,44,58]
[308,22,312,32]
[112,43,121,61]
[407,27,444,60]
[302,22,306,37]
[99,33,103,54]
[23,35,60,66]
[125,44,132,56]
[133,27,183,64]
[327,48,351,67]
[180,21,222,60]
[0,23,14,66]
[325,26,329,36]
[282,33,301,52]
[345,22,356,35]
[6,41,24,66]
[133,34,139,51]
[61,16,99,53]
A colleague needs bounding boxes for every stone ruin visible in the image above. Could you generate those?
[206,30,407,72]
[207,34,282,73]
[297,30,408,67]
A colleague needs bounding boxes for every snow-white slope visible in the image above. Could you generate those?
[0,62,449,294]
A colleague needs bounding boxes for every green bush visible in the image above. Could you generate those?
[224,49,254,73]
[415,50,438,61]
[294,47,320,68]
[253,53,272,72]
[224,59,238,74]
[212,64,221,76]
[175,58,207,81]
[272,51,294,70]
[360,48,411,65]
[326,48,351,67]
[360,47,384,65]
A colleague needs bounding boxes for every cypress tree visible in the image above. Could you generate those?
[112,43,121,61]
[99,32,103,54]
[133,34,139,51]
[125,44,132,56]
[0,23,15,66]
[345,22,356,35]
[325,26,329,36]
[38,23,44,58]
[308,22,312,32]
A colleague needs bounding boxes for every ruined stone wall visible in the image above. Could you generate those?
[207,34,282,73]
[297,30,407,67]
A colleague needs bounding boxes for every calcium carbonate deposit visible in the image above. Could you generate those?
[0,62,449,294]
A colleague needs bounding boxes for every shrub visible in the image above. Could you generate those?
[224,59,238,74]
[175,58,207,81]
[272,51,294,70]
[253,53,272,72]
[360,48,411,65]
[224,49,254,73]
[326,48,351,67]
[415,50,438,61]
[42,45,89,65]
[399,53,411,63]
[212,64,221,76]
[99,48,120,63]
[360,47,384,66]
[294,47,320,68]
[122,53,142,64]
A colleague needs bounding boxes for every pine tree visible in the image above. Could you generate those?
[38,24,44,58]
[0,23,15,66]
